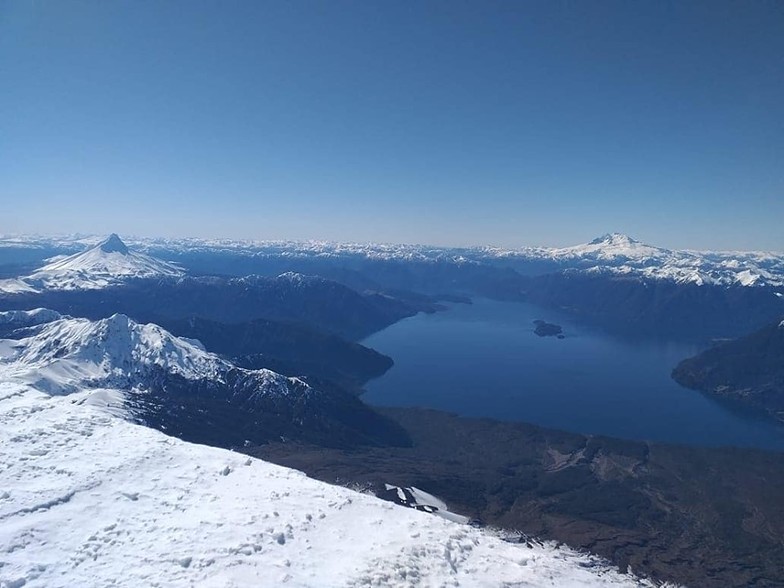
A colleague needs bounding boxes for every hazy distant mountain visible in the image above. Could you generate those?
[3,232,784,340]
[4,232,784,287]
[0,234,183,293]
[0,307,63,336]
[523,270,784,340]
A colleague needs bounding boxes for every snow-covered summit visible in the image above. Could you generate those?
[0,313,303,398]
[548,233,670,262]
[98,232,130,254]
[590,233,641,247]
[489,234,784,286]
[22,234,183,291]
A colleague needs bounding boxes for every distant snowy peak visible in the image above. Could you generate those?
[589,233,642,247]
[512,234,784,287]
[26,234,183,291]
[3,232,784,288]
[98,232,130,254]
[551,233,672,261]
[1,313,306,398]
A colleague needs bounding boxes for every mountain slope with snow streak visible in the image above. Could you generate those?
[0,312,266,394]
[0,381,666,588]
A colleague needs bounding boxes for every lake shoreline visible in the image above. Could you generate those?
[361,298,784,451]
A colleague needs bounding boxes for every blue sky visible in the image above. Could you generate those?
[1,1,782,249]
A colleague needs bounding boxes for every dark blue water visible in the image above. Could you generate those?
[362,298,784,451]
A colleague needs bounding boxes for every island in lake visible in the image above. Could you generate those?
[533,319,564,338]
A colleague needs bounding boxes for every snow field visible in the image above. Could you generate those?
[0,383,661,588]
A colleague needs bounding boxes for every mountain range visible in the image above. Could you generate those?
[5,231,783,287]
[3,232,783,341]
[0,305,666,587]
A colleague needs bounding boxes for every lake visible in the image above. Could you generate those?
[362,298,784,451]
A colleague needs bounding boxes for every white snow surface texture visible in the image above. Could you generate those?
[0,389,662,587]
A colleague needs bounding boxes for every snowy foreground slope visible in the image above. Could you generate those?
[0,383,664,587]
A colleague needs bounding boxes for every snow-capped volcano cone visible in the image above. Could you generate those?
[588,233,641,247]
[98,233,130,254]
[27,234,183,290]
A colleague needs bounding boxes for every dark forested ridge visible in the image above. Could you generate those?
[673,319,784,422]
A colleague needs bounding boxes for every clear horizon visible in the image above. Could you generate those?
[4,229,783,255]
[2,1,782,250]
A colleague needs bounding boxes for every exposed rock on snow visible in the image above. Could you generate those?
[381,484,471,524]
